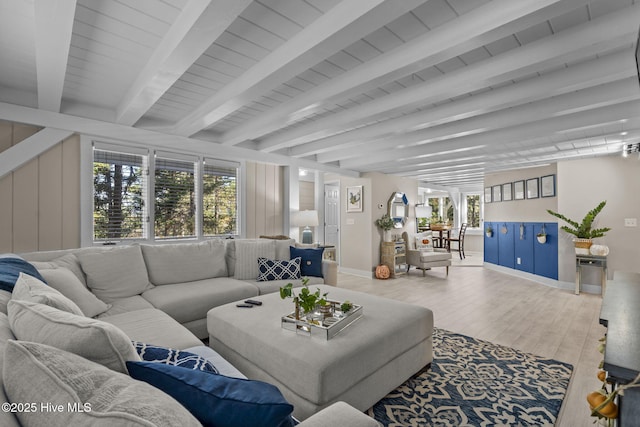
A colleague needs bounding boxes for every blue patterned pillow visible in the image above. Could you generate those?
[126,361,295,427]
[132,341,218,373]
[257,257,301,282]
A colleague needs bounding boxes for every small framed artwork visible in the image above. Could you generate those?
[346,186,363,212]
[502,183,512,201]
[526,178,539,199]
[492,185,502,202]
[541,174,556,197]
[484,187,492,203]
[514,180,525,200]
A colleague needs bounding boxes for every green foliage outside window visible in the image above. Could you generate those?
[466,194,480,228]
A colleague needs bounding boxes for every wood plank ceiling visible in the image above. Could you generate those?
[1,0,639,192]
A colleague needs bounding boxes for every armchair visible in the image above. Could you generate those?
[402,232,452,277]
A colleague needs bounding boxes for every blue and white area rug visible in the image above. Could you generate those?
[368,328,573,426]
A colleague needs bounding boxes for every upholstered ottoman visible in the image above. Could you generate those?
[207,286,433,420]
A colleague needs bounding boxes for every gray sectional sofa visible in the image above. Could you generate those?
[0,238,378,426]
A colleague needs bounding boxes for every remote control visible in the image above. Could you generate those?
[245,299,262,306]
[236,303,254,308]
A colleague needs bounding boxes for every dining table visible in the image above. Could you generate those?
[429,224,452,249]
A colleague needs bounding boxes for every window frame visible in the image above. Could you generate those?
[83,138,241,246]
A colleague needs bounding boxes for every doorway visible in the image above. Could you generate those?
[324,184,340,262]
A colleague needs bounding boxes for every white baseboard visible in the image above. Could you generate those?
[483,263,602,295]
[338,266,374,279]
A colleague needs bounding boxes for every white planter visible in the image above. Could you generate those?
[537,235,546,244]
[573,238,592,255]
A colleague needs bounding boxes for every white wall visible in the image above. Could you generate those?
[557,156,640,282]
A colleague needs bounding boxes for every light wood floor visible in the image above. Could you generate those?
[336,265,604,427]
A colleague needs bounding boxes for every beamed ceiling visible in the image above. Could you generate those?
[1,0,640,192]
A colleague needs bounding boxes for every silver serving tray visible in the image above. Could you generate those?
[281,302,363,340]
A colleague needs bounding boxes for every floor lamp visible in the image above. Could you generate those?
[291,210,319,244]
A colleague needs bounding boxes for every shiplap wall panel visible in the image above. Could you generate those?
[245,161,256,238]
[0,175,11,253]
[12,158,39,253]
[61,135,81,249]
[0,121,80,253]
[244,161,283,238]
[38,144,63,250]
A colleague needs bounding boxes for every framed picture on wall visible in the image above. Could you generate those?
[346,186,363,212]
[514,180,525,200]
[541,174,556,197]
[526,178,539,199]
[484,187,492,203]
[492,185,502,202]
[502,183,512,201]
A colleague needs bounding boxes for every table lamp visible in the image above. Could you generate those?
[415,205,432,219]
[291,210,319,244]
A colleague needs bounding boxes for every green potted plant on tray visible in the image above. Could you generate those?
[547,200,611,254]
[280,278,328,322]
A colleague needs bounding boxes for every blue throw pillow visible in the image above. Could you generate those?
[132,341,218,373]
[0,256,47,292]
[257,257,301,281]
[126,361,295,427]
[289,247,324,278]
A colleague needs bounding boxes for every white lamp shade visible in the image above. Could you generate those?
[415,205,432,218]
[291,210,319,227]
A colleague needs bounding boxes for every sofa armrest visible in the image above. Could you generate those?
[322,260,338,286]
[297,402,379,427]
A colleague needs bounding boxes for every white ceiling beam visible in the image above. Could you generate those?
[341,100,640,170]
[116,0,252,126]
[232,0,583,150]
[254,4,640,154]
[0,102,358,178]
[0,128,74,179]
[317,77,638,164]
[171,0,427,137]
[306,50,636,161]
[33,0,76,112]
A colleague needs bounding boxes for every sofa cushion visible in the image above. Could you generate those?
[141,240,227,285]
[419,251,452,262]
[12,272,84,316]
[257,257,301,282]
[38,267,111,317]
[415,232,434,251]
[0,255,46,292]
[290,247,324,278]
[234,240,276,280]
[100,308,203,350]
[0,290,10,315]
[183,345,247,379]
[7,299,140,374]
[275,239,295,260]
[30,253,87,286]
[77,245,152,303]
[127,361,295,427]
[132,341,218,373]
[96,295,155,318]
[248,276,324,295]
[0,312,20,427]
[141,277,259,325]
[3,340,201,427]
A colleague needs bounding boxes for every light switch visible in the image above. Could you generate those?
[624,218,637,227]
[346,218,355,225]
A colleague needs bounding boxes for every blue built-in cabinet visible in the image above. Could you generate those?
[484,221,558,280]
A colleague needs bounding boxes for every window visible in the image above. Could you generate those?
[426,196,453,223]
[93,149,147,241]
[465,194,481,228]
[92,145,239,243]
[154,155,196,239]
[202,159,238,236]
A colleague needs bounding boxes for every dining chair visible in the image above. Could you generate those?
[446,223,468,259]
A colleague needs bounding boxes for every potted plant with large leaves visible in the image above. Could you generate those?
[547,201,611,254]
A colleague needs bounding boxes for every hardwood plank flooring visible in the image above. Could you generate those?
[336,265,604,426]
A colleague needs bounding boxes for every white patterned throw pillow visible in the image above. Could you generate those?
[415,232,434,252]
